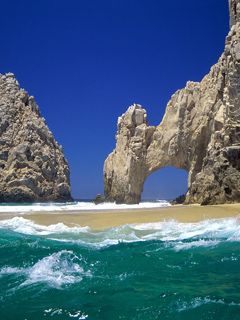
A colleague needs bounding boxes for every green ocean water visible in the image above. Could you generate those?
[0,216,240,320]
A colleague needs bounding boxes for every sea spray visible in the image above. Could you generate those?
[0,217,240,319]
[0,200,171,213]
[1,216,240,248]
[0,250,91,288]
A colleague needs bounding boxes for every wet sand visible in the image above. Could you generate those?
[1,203,240,230]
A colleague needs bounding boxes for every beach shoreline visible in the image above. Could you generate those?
[0,203,240,230]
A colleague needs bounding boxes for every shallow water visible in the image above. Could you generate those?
[0,216,240,319]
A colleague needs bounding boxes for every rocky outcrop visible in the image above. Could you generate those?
[0,73,71,202]
[104,0,240,205]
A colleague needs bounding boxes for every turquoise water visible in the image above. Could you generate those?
[0,217,240,319]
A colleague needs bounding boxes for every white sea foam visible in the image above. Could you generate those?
[0,250,91,288]
[0,200,171,213]
[132,218,240,241]
[0,216,240,249]
[172,239,220,251]
[176,296,240,312]
[0,266,24,275]
[0,217,90,235]
[44,308,88,319]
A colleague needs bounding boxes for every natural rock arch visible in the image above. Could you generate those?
[104,0,240,205]
[104,103,198,204]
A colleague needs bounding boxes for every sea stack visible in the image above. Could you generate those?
[0,73,71,202]
[104,0,240,205]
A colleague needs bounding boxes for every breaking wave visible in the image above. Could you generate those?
[0,216,240,249]
[0,250,91,288]
[0,200,171,213]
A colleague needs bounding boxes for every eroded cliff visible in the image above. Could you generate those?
[0,73,71,202]
[104,0,240,205]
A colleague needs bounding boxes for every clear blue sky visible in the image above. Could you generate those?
[0,0,229,200]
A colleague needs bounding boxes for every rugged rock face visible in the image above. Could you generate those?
[0,73,71,202]
[104,0,240,205]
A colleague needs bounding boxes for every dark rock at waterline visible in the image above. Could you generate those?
[94,194,105,205]
[171,194,186,205]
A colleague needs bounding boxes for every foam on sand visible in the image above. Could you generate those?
[0,200,171,213]
[0,216,240,249]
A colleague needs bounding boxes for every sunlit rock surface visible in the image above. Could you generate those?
[104,0,240,205]
[0,73,71,202]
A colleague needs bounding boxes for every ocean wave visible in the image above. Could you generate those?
[0,200,171,213]
[0,217,90,235]
[0,217,240,249]
[172,239,220,251]
[0,250,91,288]
[176,296,240,312]
[44,308,88,319]
[133,218,240,241]
[0,266,24,275]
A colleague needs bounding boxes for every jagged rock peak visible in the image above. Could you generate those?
[229,0,240,27]
[0,73,71,202]
[117,104,147,127]
[104,0,240,205]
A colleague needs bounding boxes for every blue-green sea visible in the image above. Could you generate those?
[0,205,240,319]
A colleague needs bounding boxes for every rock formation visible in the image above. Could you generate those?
[0,73,71,202]
[104,0,240,205]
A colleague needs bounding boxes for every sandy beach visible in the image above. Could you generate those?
[1,203,240,230]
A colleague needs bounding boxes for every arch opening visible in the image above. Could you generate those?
[142,166,188,202]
